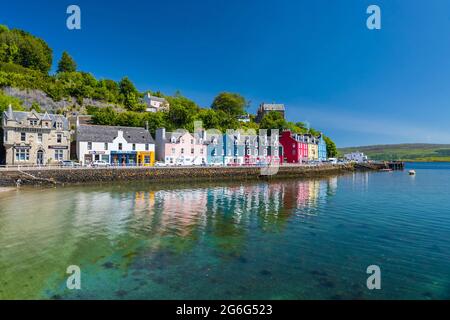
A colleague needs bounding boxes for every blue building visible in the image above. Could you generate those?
[223,131,245,165]
[318,134,327,161]
[205,131,224,165]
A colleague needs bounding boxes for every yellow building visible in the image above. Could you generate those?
[137,151,155,166]
[308,142,319,161]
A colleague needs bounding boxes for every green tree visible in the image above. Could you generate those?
[91,107,118,126]
[119,77,140,110]
[166,93,200,130]
[31,102,42,113]
[324,136,337,158]
[211,92,247,117]
[0,28,52,73]
[0,90,24,113]
[259,111,287,131]
[195,109,223,130]
[143,111,167,136]
[57,51,77,73]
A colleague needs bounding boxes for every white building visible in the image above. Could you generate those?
[76,124,155,166]
[143,93,170,113]
[344,152,368,163]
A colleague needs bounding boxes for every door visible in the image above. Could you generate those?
[37,150,44,165]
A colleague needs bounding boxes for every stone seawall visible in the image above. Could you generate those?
[0,164,356,187]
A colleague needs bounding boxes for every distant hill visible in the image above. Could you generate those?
[338,144,450,162]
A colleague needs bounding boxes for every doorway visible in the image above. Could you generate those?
[37,150,44,165]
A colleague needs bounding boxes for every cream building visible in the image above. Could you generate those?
[1,105,70,165]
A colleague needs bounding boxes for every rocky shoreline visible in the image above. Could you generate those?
[0,164,359,187]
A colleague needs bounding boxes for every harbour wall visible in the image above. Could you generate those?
[0,164,357,187]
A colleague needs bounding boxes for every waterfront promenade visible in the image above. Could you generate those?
[0,163,356,186]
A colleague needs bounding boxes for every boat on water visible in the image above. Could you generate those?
[409,170,416,175]
[380,168,393,172]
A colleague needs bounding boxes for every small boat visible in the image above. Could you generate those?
[409,170,416,175]
[380,168,393,172]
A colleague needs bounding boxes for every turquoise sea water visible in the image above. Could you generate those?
[0,163,449,299]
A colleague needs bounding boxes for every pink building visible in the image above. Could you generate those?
[155,128,206,165]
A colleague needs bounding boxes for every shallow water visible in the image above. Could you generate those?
[0,163,449,299]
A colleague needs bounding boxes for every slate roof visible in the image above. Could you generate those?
[144,94,167,103]
[260,103,285,111]
[77,124,155,144]
[2,109,70,130]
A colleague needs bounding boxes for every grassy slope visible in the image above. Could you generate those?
[338,144,450,162]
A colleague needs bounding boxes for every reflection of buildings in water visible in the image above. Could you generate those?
[352,172,369,190]
[327,177,338,195]
[156,189,208,237]
[133,191,156,217]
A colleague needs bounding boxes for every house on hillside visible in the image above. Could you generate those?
[143,94,170,113]
[255,103,285,123]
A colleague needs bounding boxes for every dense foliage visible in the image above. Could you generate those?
[0,90,24,113]
[0,25,52,73]
[211,92,247,117]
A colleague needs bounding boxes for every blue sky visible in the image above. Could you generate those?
[2,0,450,147]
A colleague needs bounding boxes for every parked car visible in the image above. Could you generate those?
[93,160,110,167]
[59,160,80,168]
[154,161,167,167]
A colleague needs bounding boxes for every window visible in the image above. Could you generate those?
[132,144,136,151]
[104,143,108,150]
[87,142,92,150]
[181,148,184,154]
[191,148,194,154]
[21,132,26,142]
[145,144,149,151]
[191,139,194,144]
[15,149,30,161]
[56,122,63,130]
[200,149,203,154]
[144,156,150,164]
[29,120,38,126]
[3,131,7,143]
[55,150,64,161]
[247,149,250,156]
[37,133,42,143]
[119,143,123,151]
[171,148,175,155]
[57,134,62,144]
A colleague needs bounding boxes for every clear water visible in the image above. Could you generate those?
[0,163,449,300]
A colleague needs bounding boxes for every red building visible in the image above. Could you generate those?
[279,131,308,163]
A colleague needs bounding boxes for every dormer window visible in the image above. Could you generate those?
[171,138,176,143]
[29,120,38,126]
[56,122,63,130]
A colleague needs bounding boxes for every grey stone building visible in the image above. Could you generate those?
[1,105,70,165]
[255,103,285,123]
